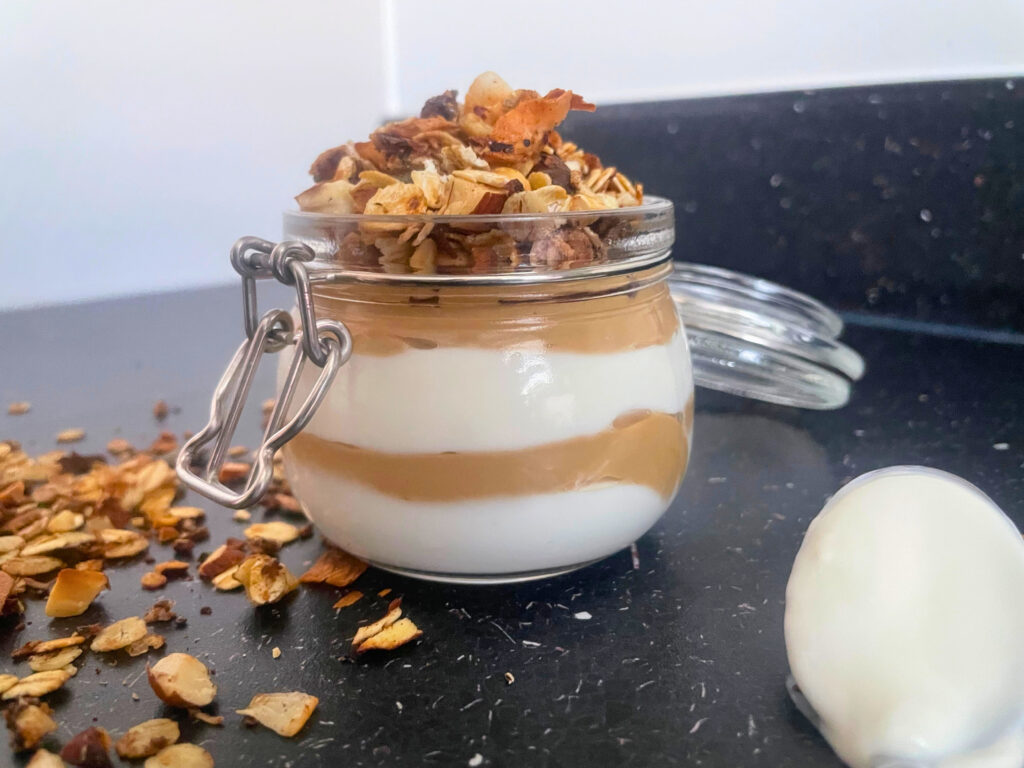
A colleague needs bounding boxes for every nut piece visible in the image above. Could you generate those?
[235,555,298,605]
[355,618,423,654]
[126,633,166,657]
[90,617,147,652]
[236,692,319,737]
[2,670,72,699]
[147,653,217,708]
[143,599,177,623]
[60,726,113,768]
[8,401,31,415]
[144,743,214,768]
[243,521,299,545]
[46,569,108,617]
[115,718,180,759]
[299,547,368,588]
[26,749,65,768]
[197,542,246,581]
[352,598,403,648]
[56,429,86,444]
[141,571,167,590]
[5,700,57,751]
[28,645,83,672]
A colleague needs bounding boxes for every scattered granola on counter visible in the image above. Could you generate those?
[296,71,645,274]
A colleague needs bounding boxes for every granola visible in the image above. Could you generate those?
[296,71,644,274]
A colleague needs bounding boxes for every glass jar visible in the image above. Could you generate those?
[279,197,689,583]
[178,195,863,584]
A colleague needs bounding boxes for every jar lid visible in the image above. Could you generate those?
[669,263,865,410]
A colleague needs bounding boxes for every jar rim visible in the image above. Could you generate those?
[285,195,675,286]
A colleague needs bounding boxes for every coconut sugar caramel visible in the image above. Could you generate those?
[273,72,694,579]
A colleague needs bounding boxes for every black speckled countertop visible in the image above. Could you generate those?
[2,78,1023,766]
[2,284,1021,767]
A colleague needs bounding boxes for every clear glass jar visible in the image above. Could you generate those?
[177,195,862,584]
[278,197,692,583]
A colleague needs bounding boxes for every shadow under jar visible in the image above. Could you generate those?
[279,196,692,583]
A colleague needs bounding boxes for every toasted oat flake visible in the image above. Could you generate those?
[56,429,85,444]
[144,743,214,768]
[12,634,85,658]
[90,616,148,652]
[147,653,217,708]
[2,669,71,699]
[232,509,251,522]
[7,401,31,415]
[355,618,422,654]
[2,556,63,577]
[100,528,149,559]
[115,718,180,759]
[46,509,84,533]
[244,521,300,545]
[28,645,83,672]
[236,692,319,737]
[333,590,363,610]
[235,554,299,605]
[106,437,134,454]
[21,531,96,556]
[0,674,17,694]
[45,568,108,617]
[352,598,404,647]
[300,546,368,588]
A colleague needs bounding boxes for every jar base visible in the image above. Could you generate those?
[368,555,608,585]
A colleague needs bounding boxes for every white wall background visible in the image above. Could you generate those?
[1,0,1022,310]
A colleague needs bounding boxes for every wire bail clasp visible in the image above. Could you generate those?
[175,237,352,509]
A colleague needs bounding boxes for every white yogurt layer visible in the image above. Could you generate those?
[785,467,1024,768]
[280,331,692,453]
[284,460,670,576]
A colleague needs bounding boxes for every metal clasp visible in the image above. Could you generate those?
[176,237,352,508]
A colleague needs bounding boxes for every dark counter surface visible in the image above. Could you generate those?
[1,285,1021,767]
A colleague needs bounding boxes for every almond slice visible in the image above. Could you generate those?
[235,555,298,605]
[90,616,147,652]
[147,653,217,708]
[211,565,242,591]
[144,743,214,768]
[355,618,423,654]
[46,568,108,617]
[115,718,180,759]
[2,669,71,699]
[244,521,300,545]
[197,542,246,581]
[352,598,403,648]
[236,691,319,737]
[28,645,83,672]
[0,535,25,554]
[299,547,368,588]
[0,674,18,694]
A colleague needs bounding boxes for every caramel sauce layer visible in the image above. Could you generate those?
[284,406,691,503]
[312,263,680,356]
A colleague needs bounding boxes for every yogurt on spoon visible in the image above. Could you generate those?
[785,467,1024,768]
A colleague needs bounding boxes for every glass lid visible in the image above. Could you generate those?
[669,263,865,410]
